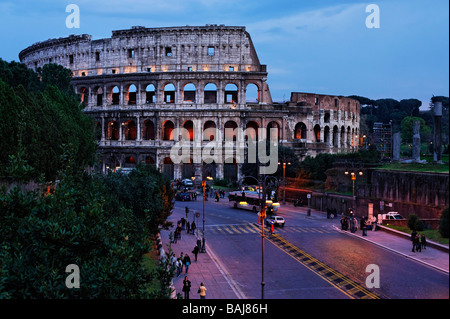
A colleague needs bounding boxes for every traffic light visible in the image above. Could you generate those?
[267,206,273,216]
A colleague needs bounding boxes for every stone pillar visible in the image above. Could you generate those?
[412,121,421,162]
[434,101,443,163]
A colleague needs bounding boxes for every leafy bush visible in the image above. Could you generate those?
[407,214,424,231]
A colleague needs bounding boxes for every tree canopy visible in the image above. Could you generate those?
[0,59,96,182]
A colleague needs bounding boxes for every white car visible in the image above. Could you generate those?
[266,216,285,227]
[182,179,194,187]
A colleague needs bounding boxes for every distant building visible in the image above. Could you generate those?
[19,25,360,182]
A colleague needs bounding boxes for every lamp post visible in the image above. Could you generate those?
[278,161,291,205]
[201,176,213,253]
[345,168,363,215]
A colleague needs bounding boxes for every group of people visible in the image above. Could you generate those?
[182,277,207,300]
[411,230,427,252]
[170,251,192,277]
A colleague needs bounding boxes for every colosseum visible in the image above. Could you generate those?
[19,25,360,183]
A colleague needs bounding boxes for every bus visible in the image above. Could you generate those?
[228,190,279,214]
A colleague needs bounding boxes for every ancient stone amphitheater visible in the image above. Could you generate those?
[19,25,360,183]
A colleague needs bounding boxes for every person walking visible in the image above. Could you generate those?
[176,258,182,277]
[184,254,191,273]
[420,234,427,250]
[198,282,207,299]
[182,276,191,299]
[192,245,200,262]
[415,234,422,252]
[411,230,417,252]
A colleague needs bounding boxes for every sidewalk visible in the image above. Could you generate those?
[160,206,242,299]
[335,224,449,273]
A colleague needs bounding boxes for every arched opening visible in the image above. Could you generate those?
[324,126,330,144]
[204,83,217,103]
[267,121,280,141]
[124,156,136,168]
[164,83,175,103]
[295,122,307,140]
[163,157,174,179]
[225,83,238,104]
[145,156,155,165]
[340,126,345,148]
[332,126,339,147]
[146,84,156,104]
[124,120,137,140]
[182,120,194,141]
[79,87,87,105]
[183,83,196,102]
[162,120,175,141]
[112,86,120,105]
[314,125,321,142]
[143,120,155,140]
[224,120,238,141]
[245,121,259,141]
[246,83,259,103]
[107,121,119,140]
[127,84,137,105]
[95,86,103,106]
[203,120,216,141]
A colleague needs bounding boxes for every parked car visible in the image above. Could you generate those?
[175,192,191,201]
[379,212,404,221]
[182,179,194,187]
[266,216,285,227]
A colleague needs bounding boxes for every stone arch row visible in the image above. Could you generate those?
[78,80,262,107]
[98,117,283,142]
[294,122,359,147]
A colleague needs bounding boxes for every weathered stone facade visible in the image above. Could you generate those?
[19,25,360,182]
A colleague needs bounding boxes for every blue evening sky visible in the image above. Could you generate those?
[0,0,448,109]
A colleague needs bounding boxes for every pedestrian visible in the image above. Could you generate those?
[192,245,199,262]
[215,191,220,202]
[182,276,191,299]
[415,234,421,252]
[411,230,417,252]
[185,206,189,218]
[191,221,196,235]
[176,258,182,277]
[198,282,207,299]
[184,254,191,273]
[186,221,191,234]
[421,234,427,250]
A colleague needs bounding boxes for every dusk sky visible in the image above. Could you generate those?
[0,0,448,109]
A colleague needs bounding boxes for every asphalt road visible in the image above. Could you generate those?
[175,197,449,299]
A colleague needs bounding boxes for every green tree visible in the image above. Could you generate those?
[0,60,96,182]
[400,116,432,144]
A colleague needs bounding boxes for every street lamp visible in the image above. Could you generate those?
[278,161,291,204]
[201,175,213,253]
[345,168,363,215]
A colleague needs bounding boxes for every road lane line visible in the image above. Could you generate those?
[205,243,247,299]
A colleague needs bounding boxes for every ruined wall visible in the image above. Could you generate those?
[19,25,361,181]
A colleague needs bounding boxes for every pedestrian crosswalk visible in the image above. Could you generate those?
[206,223,335,236]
